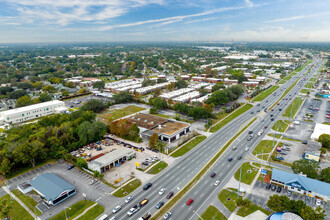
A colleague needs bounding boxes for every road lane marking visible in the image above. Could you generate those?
[200,193,204,198]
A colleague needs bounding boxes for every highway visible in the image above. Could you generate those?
[105,59,322,220]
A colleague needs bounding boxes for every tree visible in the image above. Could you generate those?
[318,134,330,149]
[62,90,70,97]
[175,80,188,89]
[267,194,290,212]
[77,158,87,169]
[212,83,225,92]
[173,103,190,114]
[113,91,133,104]
[81,99,107,113]
[319,167,330,183]
[151,97,168,109]
[291,159,320,179]
[42,85,56,93]
[93,81,105,90]
[9,89,27,99]
[149,107,158,114]
[0,199,12,219]
[188,106,212,120]
[300,206,325,220]
[65,81,76,88]
[16,95,32,107]
[205,90,229,106]
[17,82,34,90]
[38,93,52,102]
[157,142,165,152]
[149,133,159,148]
[0,86,14,95]
[33,81,44,90]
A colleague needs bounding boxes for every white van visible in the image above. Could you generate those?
[98,214,108,220]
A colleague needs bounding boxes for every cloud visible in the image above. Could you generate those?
[265,11,330,23]
[244,0,254,7]
[224,26,230,31]
[185,17,218,24]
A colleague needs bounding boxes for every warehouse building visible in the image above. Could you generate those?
[173,91,200,103]
[311,123,330,140]
[88,148,136,173]
[18,173,76,206]
[270,169,330,202]
[0,100,67,125]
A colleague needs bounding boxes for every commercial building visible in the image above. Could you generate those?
[126,113,191,144]
[270,169,330,202]
[18,173,76,206]
[191,94,211,103]
[0,100,68,125]
[303,140,322,162]
[132,82,171,94]
[88,148,136,173]
[311,123,330,140]
[160,88,194,100]
[189,82,209,90]
[173,91,200,103]
[243,81,259,87]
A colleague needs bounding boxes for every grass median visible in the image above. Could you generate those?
[272,120,290,132]
[170,135,206,157]
[77,204,104,220]
[283,97,304,118]
[146,161,168,174]
[252,86,279,102]
[234,163,258,185]
[112,179,142,197]
[50,200,95,220]
[151,117,257,220]
[199,205,227,220]
[252,140,277,156]
[210,104,253,133]
[269,78,299,110]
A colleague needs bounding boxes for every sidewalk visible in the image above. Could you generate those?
[2,186,40,220]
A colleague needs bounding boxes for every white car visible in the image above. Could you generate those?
[316,199,321,206]
[125,196,133,203]
[159,188,166,195]
[113,205,121,213]
[214,180,221,186]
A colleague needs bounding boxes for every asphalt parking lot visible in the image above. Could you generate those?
[275,141,305,163]
[64,94,112,108]
[285,122,313,141]
[296,97,329,124]
[248,180,330,215]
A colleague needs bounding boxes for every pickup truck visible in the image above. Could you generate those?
[138,212,151,220]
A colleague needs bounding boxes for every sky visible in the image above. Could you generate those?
[0,0,330,43]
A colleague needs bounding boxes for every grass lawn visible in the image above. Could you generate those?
[50,200,95,220]
[237,204,272,217]
[283,97,304,118]
[278,80,287,84]
[146,161,168,174]
[99,105,145,121]
[272,120,289,132]
[283,76,292,81]
[218,189,241,212]
[170,135,206,157]
[253,86,279,102]
[210,104,253,133]
[304,82,314,89]
[0,194,33,220]
[234,163,259,185]
[77,204,104,220]
[269,78,299,110]
[199,205,227,220]
[309,77,317,82]
[300,88,310,94]
[112,179,142,197]
[12,190,42,216]
[252,140,277,156]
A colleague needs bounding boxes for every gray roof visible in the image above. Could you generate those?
[30,173,75,202]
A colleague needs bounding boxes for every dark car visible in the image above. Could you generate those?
[143,183,152,190]
[277,186,282,193]
[210,172,216,178]
[166,192,174,199]
[250,111,254,114]
[257,104,260,106]
[248,130,253,134]
[247,136,252,141]
[151,149,159,153]
[155,201,164,209]
[228,158,233,162]
[279,109,282,111]
[67,165,74,170]
[266,183,271,190]
[264,126,268,129]
[237,156,242,160]
[257,110,260,112]
[270,114,273,117]
[271,109,274,111]
[271,185,276,191]
[271,118,274,121]
[142,162,149,166]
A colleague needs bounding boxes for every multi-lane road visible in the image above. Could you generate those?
[106,59,322,220]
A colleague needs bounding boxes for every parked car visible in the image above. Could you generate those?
[151,149,159,153]
[166,192,174,199]
[89,179,98,185]
[271,118,274,121]
[277,186,282,193]
[113,206,121,213]
[316,199,322,206]
[67,165,74,170]
[266,183,271,190]
[271,185,277,191]
[280,152,287,155]
[186,199,194,205]
[143,183,152,190]
[287,191,292,197]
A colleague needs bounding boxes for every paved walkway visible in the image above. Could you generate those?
[2,186,40,220]
[72,202,98,220]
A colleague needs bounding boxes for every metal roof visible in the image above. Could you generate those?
[272,169,330,196]
[93,148,135,166]
[30,173,75,202]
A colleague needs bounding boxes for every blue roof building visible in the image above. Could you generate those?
[30,173,76,205]
[271,169,330,202]
[266,212,303,220]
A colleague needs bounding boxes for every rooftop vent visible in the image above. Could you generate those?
[158,125,162,129]
[144,120,148,122]
[151,121,154,125]
[137,118,140,120]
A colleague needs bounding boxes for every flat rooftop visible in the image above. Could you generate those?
[151,120,189,136]
[126,113,168,130]
[93,148,135,166]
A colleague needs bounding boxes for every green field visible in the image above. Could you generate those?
[112,179,142,197]
[253,86,279,101]
[99,105,145,121]
[50,200,95,220]
[278,80,287,84]
[12,190,42,216]
[272,120,290,132]
[218,189,241,212]
[146,161,168,174]
[283,97,304,118]
[0,194,33,220]
[237,203,272,217]
[252,140,277,156]
[300,89,310,94]
[304,82,314,89]
[283,76,292,80]
[170,135,206,157]
[210,104,253,133]
[199,205,227,220]
[309,77,317,82]
[234,163,259,185]
[77,204,104,220]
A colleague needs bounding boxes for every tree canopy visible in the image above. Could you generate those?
[81,99,108,113]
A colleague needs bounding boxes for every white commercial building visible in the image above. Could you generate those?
[191,94,211,103]
[0,100,67,125]
[132,82,171,94]
[311,123,330,140]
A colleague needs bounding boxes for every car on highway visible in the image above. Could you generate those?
[228,158,233,162]
[250,111,254,114]
[277,103,280,105]
[237,156,242,160]
[113,206,121,213]
[159,188,166,195]
[247,136,252,141]
[271,109,274,111]
[270,114,273,117]
[257,110,260,112]
[279,109,282,111]
[163,212,172,220]
[140,198,149,207]
[186,199,194,205]
[264,126,268,129]
[271,118,274,121]
[166,192,174,199]
[125,196,133,203]
[245,147,249,151]
[143,182,152,190]
[127,205,140,216]
[210,172,216,178]
[248,130,253,134]
[156,201,164,209]
[214,180,221,186]
[138,212,151,220]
